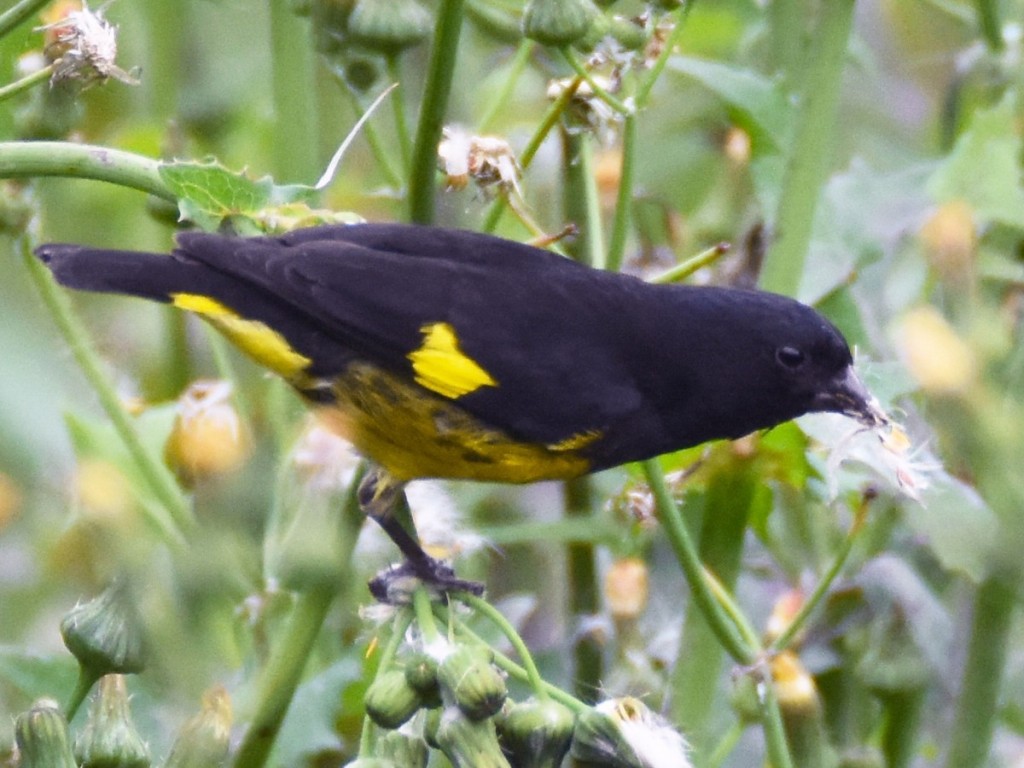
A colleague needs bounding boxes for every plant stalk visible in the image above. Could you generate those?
[759,0,855,297]
[408,0,465,224]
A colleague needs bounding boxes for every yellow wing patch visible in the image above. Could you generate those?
[407,322,497,399]
[171,293,311,379]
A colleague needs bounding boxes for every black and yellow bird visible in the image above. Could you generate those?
[37,223,885,595]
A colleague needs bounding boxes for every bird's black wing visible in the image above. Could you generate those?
[177,225,658,448]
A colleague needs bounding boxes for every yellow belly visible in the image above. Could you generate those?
[314,363,594,483]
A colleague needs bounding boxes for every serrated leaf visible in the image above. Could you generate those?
[158,160,318,231]
[668,56,792,151]
[927,93,1024,228]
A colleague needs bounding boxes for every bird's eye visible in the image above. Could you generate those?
[776,346,806,369]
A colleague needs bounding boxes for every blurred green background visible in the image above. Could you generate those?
[2,1,1024,767]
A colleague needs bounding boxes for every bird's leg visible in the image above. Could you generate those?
[357,466,484,602]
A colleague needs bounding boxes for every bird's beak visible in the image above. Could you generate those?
[815,366,889,428]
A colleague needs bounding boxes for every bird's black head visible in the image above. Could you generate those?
[656,286,887,447]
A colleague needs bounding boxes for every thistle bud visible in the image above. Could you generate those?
[75,675,150,768]
[61,580,146,678]
[496,697,575,768]
[163,686,232,768]
[522,0,600,47]
[346,0,431,53]
[604,557,649,622]
[376,727,428,767]
[404,651,441,708]
[164,380,249,487]
[435,707,511,768]
[15,699,77,768]
[437,647,507,721]
[364,670,422,730]
[772,652,830,767]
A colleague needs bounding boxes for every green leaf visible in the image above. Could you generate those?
[906,476,999,584]
[0,647,77,704]
[668,56,792,151]
[927,93,1024,228]
[158,160,319,231]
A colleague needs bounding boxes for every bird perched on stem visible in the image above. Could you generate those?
[37,223,887,598]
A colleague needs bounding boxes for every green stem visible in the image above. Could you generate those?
[355,609,415,756]
[481,77,580,234]
[386,54,413,174]
[759,0,855,296]
[64,668,99,723]
[707,720,745,768]
[561,48,632,116]
[635,5,691,108]
[650,242,730,284]
[881,689,926,768]
[671,460,757,745]
[413,587,440,642]
[407,0,465,224]
[270,0,319,183]
[0,0,49,38]
[605,114,636,273]
[761,675,796,768]
[642,459,756,665]
[20,239,191,543]
[232,479,366,768]
[944,571,1019,768]
[478,40,535,132]
[974,0,1004,53]
[0,65,52,103]
[232,588,336,768]
[438,606,588,714]
[766,0,809,88]
[0,141,173,201]
[562,130,603,267]
[770,500,868,653]
[459,594,548,700]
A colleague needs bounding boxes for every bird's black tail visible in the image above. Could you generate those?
[35,244,202,303]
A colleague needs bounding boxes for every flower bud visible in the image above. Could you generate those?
[771,653,830,768]
[896,306,975,396]
[919,200,976,285]
[365,670,423,730]
[437,647,507,721]
[376,727,428,767]
[346,0,431,53]
[75,675,150,768]
[522,0,600,47]
[61,580,146,678]
[604,557,649,622]
[163,686,232,768]
[435,707,511,768]
[404,651,442,708]
[164,380,249,487]
[15,699,77,768]
[496,697,575,768]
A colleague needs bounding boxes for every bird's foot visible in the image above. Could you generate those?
[369,558,485,604]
